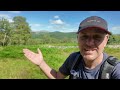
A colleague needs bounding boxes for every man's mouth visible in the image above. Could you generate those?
[84,48,96,54]
[84,48,95,51]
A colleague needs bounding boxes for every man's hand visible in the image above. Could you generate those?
[23,48,43,66]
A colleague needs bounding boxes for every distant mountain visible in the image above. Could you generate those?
[32,30,49,33]
[31,31,77,39]
[53,31,60,32]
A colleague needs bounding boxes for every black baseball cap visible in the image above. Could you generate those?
[77,16,111,35]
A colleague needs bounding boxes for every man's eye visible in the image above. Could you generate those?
[94,36,103,40]
[80,35,88,39]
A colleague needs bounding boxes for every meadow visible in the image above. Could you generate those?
[0,44,120,79]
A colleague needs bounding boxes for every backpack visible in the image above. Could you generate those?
[69,53,120,79]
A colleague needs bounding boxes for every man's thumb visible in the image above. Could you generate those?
[37,48,42,55]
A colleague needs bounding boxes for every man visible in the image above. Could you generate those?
[23,16,120,79]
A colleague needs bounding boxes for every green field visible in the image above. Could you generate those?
[0,44,120,79]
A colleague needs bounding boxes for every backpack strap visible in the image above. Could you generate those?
[98,56,120,79]
[69,54,82,79]
[71,54,81,70]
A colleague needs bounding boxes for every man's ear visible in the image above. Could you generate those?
[106,34,110,45]
[106,34,110,40]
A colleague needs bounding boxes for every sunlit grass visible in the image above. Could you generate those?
[0,58,47,79]
[104,47,120,59]
[0,44,120,79]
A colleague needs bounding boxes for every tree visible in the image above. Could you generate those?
[0,18,12,46]
[12,16,31,45]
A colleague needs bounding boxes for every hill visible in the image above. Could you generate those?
[31,31,77,40]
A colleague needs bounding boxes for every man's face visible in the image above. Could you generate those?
[77,28,109,61]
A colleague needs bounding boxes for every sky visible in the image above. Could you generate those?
[0,11,120,34]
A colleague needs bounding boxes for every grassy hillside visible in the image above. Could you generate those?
[32,31,77,39]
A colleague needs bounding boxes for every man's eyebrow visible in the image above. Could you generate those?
[80,32,88,34]
[80,32,85,34]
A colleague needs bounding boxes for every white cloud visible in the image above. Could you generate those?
[111,26,120,30]
[47,25,52,29]
[0,14,13,22]
[50,19,64,25]
[54,15,59,19]
[111,26,120,34]
[47,15,77,32]
[8,11,21,14]
[30,23,45,31]
[7,18,13,22]
[0,14,10,18]
[50,15,65,25]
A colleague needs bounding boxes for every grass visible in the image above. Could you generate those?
[0,58,45,79]
[0,44,79,79]
[105,47,120,59]
[0,44,120,79]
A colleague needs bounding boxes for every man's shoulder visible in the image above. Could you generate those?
[107,56,120,66]
[103,53,120,66]
[67,51,81,64]
[110,58,120,79]
[99,55,120,79]
[70,51,80,56]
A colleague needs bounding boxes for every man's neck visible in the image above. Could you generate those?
[84,53,103,69]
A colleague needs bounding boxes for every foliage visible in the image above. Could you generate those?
[0,16,31,46]
[108,34,120,44]
[0,18,12,46]
[11,16,31,45]
[31,31,77,44]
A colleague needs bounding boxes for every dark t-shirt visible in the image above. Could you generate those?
[59,52,120,79]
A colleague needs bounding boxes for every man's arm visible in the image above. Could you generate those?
[23,48,67,79]
[38,59,67,79]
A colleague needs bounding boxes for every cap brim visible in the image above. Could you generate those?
[77,26,111,35]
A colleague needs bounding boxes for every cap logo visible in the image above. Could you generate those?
[87,19,100,23]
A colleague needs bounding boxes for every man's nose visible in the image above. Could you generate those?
[86,37,95,46]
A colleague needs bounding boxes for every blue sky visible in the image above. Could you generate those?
[0,11,120,34]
